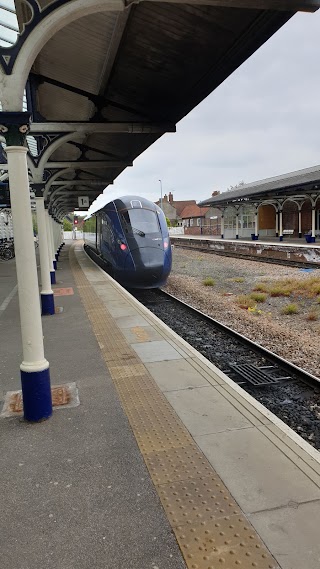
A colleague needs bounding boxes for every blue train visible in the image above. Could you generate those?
[84,195,172,289]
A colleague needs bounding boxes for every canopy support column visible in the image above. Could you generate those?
[46,210,56,282]
[1,113,52,421]
[298,207,302,238]
[220,209,224,239]
[279,209,283,241]
[35,192,55,315]
[254,207,259,240]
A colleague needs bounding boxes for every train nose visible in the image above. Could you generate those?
[125,246,164,285]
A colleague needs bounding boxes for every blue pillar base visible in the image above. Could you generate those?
[236,235,239,240]
[279,236,283,242]
[299,233,302,238]
[41,292,55,315]
[53,260,57,270]
[221,234,224,239]
[50,271,56,285]
[21,367,52,421]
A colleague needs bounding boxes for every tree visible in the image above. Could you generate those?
[226,180,245,192]
[63,219,72,231]
[83,217,96,232]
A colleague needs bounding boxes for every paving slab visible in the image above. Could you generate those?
[122,325,164,344]
[195,427,320,513]
[249,500,320,569]
[115,314,151,329]
[144,358,210,392]
[131,339,184,363]
[165,385,253,436]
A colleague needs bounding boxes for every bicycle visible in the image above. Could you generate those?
[0,239,15,260]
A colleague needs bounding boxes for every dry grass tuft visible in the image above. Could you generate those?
[250,292,267,303]
[236,295,256,309]
[203,277,215,287]
[281,303,299,315]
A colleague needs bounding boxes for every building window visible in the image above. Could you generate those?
[197,218,201,226]
[190,218,193,226]
[224,211,236,230]
[241,208,255,229]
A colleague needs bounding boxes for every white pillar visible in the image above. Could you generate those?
[36,196,55,315]
[220,212,224,239]
[298,208,302,238]
[275,210,279,237]
[6,146,52,421]
[46,210,56,282]
[312,207,316,239]
[279,210,283,240]
[235,213,239,240]
[254,209,259,240]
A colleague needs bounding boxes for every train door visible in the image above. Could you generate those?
[96,215,102,251]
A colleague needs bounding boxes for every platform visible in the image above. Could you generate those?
[1,242,320,569]
[170,234,320,266]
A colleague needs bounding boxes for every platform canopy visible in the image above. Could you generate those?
[198,163,320,208]
[1,0,319,218]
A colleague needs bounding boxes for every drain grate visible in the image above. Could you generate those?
[229,363,290,386]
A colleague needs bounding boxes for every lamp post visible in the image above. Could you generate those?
[159,179,163,211]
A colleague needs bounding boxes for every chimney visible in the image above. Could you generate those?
[212,190,220,197]
[168,191,173,204]
[163,194,168,202]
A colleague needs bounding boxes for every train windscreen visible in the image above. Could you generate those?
[120,208,160,236]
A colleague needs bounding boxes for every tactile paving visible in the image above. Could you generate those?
[175,515,278,568]
[70,245,279,569]
[157,476,241,527]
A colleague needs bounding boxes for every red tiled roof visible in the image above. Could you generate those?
[173,200,196,216]
[180,204,209,219]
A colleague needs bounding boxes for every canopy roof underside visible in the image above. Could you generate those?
[11,0,318,216]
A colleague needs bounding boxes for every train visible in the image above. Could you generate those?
[83,195,172,289]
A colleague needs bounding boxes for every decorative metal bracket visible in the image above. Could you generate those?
[0,112,32,146]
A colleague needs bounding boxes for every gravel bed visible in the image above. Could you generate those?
[145,294,320,449]
[156,247,320,449]
[164,248,320,379]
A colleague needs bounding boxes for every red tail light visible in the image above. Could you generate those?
[120,243,127,251]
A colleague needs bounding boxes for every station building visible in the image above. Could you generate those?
[199,164,320,242]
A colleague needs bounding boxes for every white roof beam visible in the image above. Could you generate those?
[137,0,319,11]
[51,180,110,186]
[30,123,176,134]
[46,161,131,169]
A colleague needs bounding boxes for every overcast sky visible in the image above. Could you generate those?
[88,8,320,213]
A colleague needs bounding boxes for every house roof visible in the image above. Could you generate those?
[180,204,209,219]
[172,200,196,217]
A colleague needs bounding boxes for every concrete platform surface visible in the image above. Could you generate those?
[1,241,320,569]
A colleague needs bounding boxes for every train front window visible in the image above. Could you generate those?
[120,208,160,236]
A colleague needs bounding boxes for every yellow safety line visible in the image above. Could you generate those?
[70,245,278,569]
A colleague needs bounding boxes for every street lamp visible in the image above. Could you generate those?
[159,179,163,211]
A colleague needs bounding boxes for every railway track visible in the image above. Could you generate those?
[172,242,320,269]
[131,288,320,450]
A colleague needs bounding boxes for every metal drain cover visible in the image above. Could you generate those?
[229,364,286,386]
